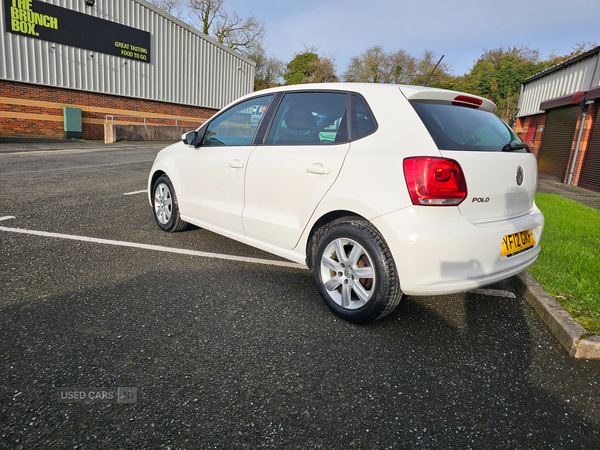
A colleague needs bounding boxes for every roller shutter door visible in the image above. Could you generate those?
[537,106,579,182]
[578,106,600,192]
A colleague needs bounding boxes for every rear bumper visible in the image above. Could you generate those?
[372,205,544,296]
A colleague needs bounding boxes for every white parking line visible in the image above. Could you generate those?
[6,149,81,155]
[123,190,148,196]
[0,225,306,270]
[0,216,16,221]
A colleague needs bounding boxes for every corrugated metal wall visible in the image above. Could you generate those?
[0,0,255,110]
[517,50,600,117]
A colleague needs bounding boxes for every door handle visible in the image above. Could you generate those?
[307,164,330,175]
[229,160,244,169]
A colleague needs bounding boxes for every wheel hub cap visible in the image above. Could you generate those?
[319,237,376,310]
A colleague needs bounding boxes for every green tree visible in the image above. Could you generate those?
[283,51,318,85]
[454,45,547,120]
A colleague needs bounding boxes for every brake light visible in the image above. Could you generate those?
[452,95,483,109]
[403,158,467,206]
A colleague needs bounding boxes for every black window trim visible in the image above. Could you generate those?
[255,92,284,145]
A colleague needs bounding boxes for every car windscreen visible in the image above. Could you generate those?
[410,101,526,152]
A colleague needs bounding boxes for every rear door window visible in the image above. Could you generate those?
[266,92,348,145]
[410,101,523,151]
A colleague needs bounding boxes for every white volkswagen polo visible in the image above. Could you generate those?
[148,83,544,323]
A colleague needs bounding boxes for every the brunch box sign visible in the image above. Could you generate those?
[4,0,151,63]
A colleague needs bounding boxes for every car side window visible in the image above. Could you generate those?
[351,94,377,140]
[266,92,348,145]
[202,95,273,146]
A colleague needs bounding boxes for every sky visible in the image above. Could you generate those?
[218,0,600,77]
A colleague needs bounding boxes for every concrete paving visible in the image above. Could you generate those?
[1,140,599,448]
[537,176,600,211]
[0,137,179,153]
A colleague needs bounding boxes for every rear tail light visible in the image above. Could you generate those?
[403,158,467,206]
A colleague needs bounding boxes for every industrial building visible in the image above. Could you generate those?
[0,0,255,140]
[515,46,600,192]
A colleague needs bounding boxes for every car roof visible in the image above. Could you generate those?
[243,83,496,113]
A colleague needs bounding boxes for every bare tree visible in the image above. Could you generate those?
[214,11,265,53]
[148,0,185,18]
[304,57,339,83]
[413,50,451,86]
[388,49,418,84]
[247,44,284,90]
[186,0,264,54]
[343,46,416,84]
[343,46,449,86]
[188,0,224,35]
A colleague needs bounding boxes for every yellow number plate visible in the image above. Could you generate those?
[501,229,535,257]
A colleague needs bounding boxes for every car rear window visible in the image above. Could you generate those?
[410,101,524,152]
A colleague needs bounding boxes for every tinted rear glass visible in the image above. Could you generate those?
[410,101,523,152]
[351,94,377,140]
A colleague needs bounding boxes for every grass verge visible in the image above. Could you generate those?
[528,193,600,335]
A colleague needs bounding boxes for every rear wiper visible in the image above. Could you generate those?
[502,140,530,152]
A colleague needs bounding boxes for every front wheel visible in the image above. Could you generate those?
[152,175,188,232]
[311,220,402,324]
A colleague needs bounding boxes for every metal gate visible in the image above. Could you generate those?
[579,106,600,192]
[537,106,580,182]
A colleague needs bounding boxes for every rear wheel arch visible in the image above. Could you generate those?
[306,211,365,270]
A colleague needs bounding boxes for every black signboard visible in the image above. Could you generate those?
[4,0,151,63]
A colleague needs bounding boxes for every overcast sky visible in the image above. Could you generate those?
[221,0,600,76]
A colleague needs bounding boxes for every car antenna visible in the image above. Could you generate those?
[422,55,444,87]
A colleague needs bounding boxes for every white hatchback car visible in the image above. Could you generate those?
[148,83,544,323]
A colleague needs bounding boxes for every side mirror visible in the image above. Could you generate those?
[182,131,197,146]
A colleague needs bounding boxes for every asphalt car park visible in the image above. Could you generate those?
[1,141,599,448]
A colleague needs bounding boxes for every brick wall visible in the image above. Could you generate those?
[515,113,547,159]
[567,102,598,186]
[0,80,217,140]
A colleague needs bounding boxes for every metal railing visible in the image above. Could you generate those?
[105,114,205,126]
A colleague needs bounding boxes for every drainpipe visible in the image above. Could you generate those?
[509,108,519,130]
[567,95,589,185]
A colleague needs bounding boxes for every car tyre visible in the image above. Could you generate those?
[152,175,188,232]
[312,219,402,323]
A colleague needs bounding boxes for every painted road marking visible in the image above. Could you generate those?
[6,149,82,155]
[470,289,516,299]
[0,225,306,270]
[124,190,148,196]
[0,216,16,221]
